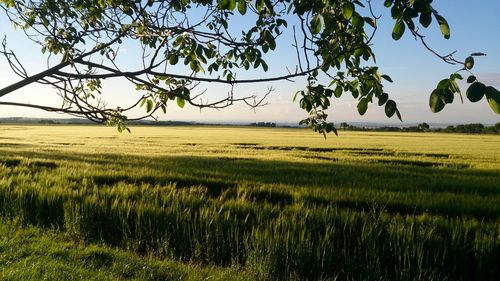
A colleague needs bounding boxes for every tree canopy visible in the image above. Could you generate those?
[0,0,498,134]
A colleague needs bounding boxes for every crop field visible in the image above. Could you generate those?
[0,125,500,280]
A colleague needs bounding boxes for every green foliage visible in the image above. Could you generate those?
[385,100,399,120]
[176,97,186,108]
[392,20,405,40]
[467,82,486,103]
[465,56,475,70]
[429,53,499,114]
[435,14,450,39]
[441,123,495,134]
[1,0,498,134]
[357,98,368,115]
[378,93,389,106]
[485,86,500,114]
[310,15,322,35]
[429,90,445,113]
[428,76,461,113]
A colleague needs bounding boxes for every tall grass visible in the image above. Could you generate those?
[0,174,499,280]
[0,125,499,280]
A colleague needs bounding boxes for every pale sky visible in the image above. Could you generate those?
[0,0,499,125]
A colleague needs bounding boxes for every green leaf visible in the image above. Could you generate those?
[378,93,389,106]
[351,88,359,99]
[485,86,500,114]
[412,0,427,12]
[449,80,460,94]
[392,20,405,40]
[324,88,334,98]
[429,90,445,113]
[465,56,474,70]
[435,14,450,39]
[353,0,365,8]
[391,5,401,19]
[334,86,343,98]
[357,98,368,115]
[384,0,393,8]
[341,3,354,20]
[254,59,261,69]
[237,0,247,15]
[466,82,486,103]
[449,73,463,80]
[385,100,397,117]
[262,44,269,53]
[189,61,198,72]
[293,90,303,102]
[310,15,322,35]
[168,54,179,65]
[228,0,236,10]
[419,11,432,27]
[176,97,185,108]
[276,19,287,27]
[218,0,228,10]
[381,74,393,83]
[255,0,264,11]
[269,38,276,50]
[364,17,376,28]
[443,89,454,104]
[436,79,450,90]
[146,99,154,113]
[395,108,402,122]
[352,13,364,28]
[261,60,268,71]
[467,75,476,83]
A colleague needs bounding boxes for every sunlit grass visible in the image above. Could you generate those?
[0,125,499,280]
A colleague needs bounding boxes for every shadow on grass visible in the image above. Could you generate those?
[2,148,499,196]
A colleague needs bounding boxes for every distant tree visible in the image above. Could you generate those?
[417,122,430,132]
[378,126,400,132]
[465,123,484,134]
[443,125,456,133]
[450,123,484,134]
[401,126,418,132]
[340,122,349,130]
[484,126,497,135]
[455,124,465,133]
[0,0,499,134]
[250,122,276,127]
[38,119,56,124]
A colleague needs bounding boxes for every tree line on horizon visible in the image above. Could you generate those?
[0,118,498,134]
[340,122,500,135]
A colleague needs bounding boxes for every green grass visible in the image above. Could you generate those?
[0,221,251,281]
[0,125,499,280]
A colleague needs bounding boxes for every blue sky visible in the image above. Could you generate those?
[0,0,499,125]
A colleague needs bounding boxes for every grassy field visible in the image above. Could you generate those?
[0,125,499,280]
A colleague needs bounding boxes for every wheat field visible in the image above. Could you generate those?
[1,125,499,280]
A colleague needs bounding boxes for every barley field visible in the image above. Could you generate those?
[0,125,499,280]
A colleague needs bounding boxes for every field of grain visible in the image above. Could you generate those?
[1,125,499,280]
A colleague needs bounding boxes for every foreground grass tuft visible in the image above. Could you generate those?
[0,222,252,281]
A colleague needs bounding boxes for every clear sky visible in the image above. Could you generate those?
[0,0,499,125]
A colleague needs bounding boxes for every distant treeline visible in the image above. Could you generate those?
[0,118,199,126]
[250,122,276,127]
[340,122,500,134]
[1,118,499,134]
